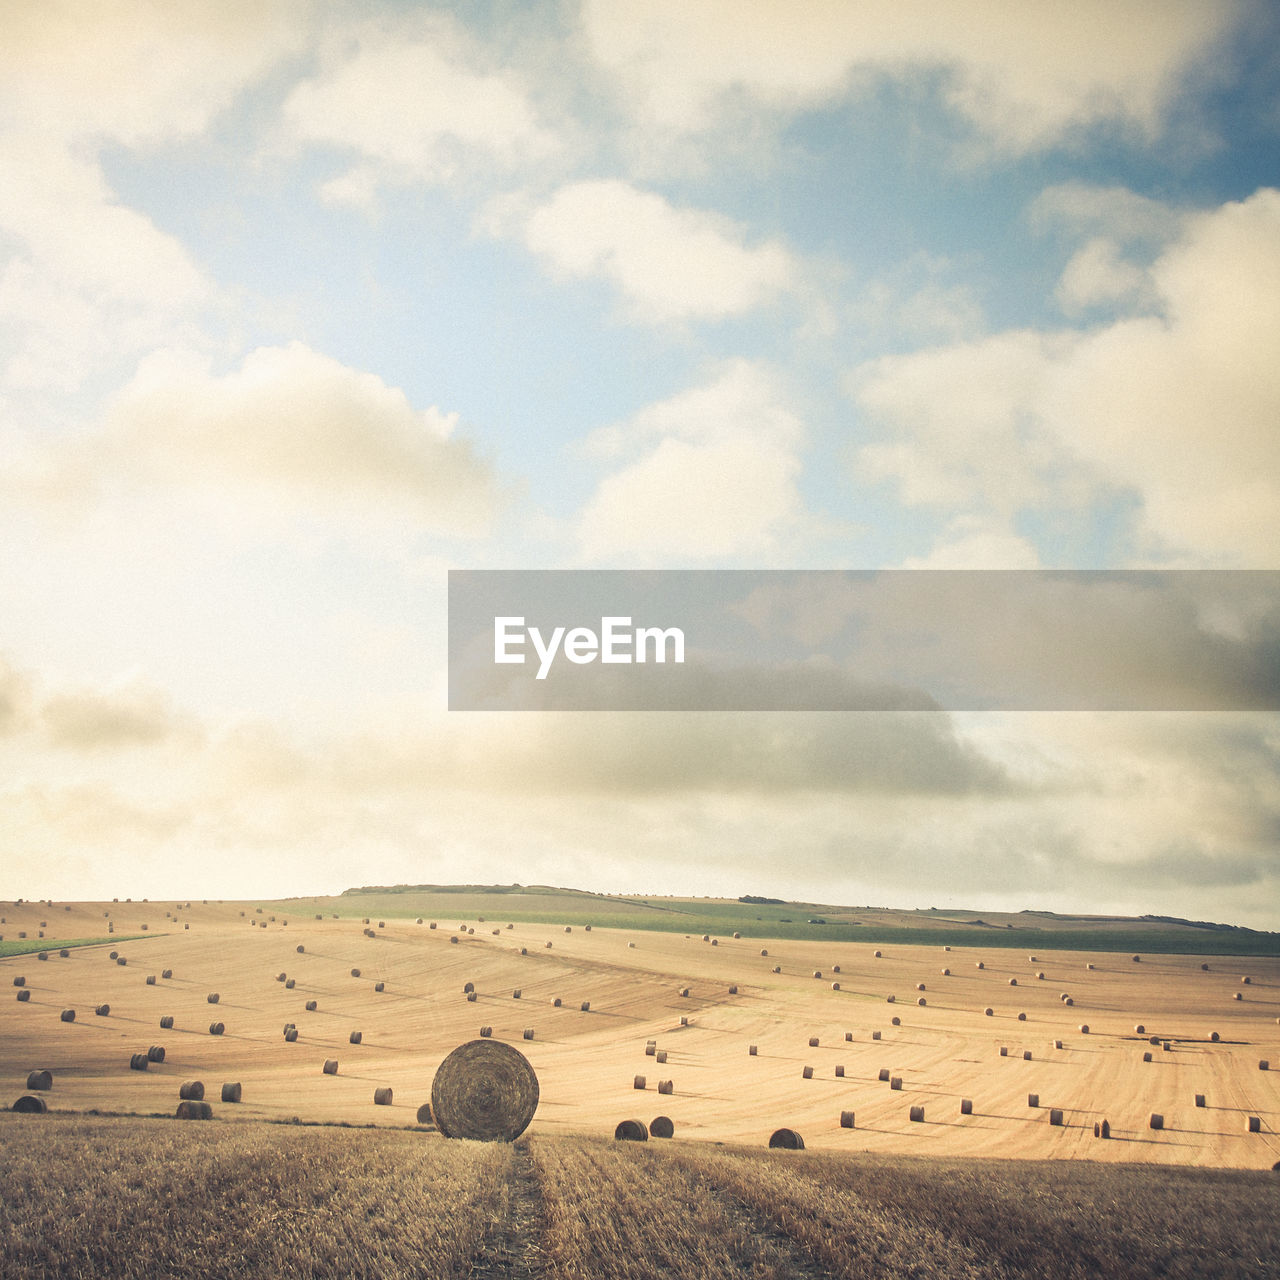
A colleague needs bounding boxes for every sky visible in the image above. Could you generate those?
[2,0,1279,927]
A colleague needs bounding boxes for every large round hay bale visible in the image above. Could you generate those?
[839,1110,855,1128]
[633,1075,646,1090]
[296,945,305,954]
[179,1080,205,1100]
[117,957,127,966]
[748,1044,757,1056]
[960,1098,973,1115]
[160,1015,174,1029]
[834,1064,845,1077]
[209,1021,225,1035]
[59,949,70,958]
[479,1025,492,1037]
[909,1105,925,1122]
[802,1066,814,1079]
[650,1115,674,1138]
[655,1050,667,1064]
[416,1101,433,1124]
[522,1028,534,1040]
[17,989,31,1003]
[284,1028,298,1042]
[657,1079,673,1095]
[175,1100,213,1120]
[768,1127,804,1149]
[1247,1115,1262,1133]
[1195,1093,1206,1107]
[349,1031,362,1044]
[1049,1109,1064,1126]
[373,1087,393,1106]
[221,1082,242,1103]
[60,1008,76,1022]
[25,1070,52,1091]
[580,1000,590,1012]
[430,1039,540,1142]
[207,993,219,1004]
[148,1045,165,1063]
[808,1036,819,1047]
[614,1118,647,1141]
[323,1059,338,1075]
[350,968,361,978]
[12,976,25,987]
[95,1004,110,1017]
[374,981,385,993]
[305,1000,318,1012]
[161,969,173,980]
[12,1095,48,1114]
[1149,1112,1164,1130]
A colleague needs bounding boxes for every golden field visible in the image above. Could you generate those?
[2,893,1278,1168]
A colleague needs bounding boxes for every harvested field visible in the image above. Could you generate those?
[0,1116,1277,1279]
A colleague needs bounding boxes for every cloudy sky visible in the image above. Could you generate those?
[2,1,1279,926]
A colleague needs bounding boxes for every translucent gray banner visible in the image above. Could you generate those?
[448,570,1280,711]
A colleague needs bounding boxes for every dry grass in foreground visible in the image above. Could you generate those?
[2,1115,1278,1279]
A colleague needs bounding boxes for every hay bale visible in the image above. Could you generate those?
[305,1000,318,1012]
[633,1075,647,1090]
[1000,1046,1009,1057]
[373,1086,393,1105]
[37,952,48,962]
[25,1070,52,1091]
[1143,1052,1153,1062]
[942,968,950,976]
[431,1039,540,1142]
[1195,1093,1206,1107]
[276,972,287,983]
[1023,1050,1032,1061]
[871,1030,881,1040]
[1078,1024,1089,1034]
[522,1028,534,1040]
[1247,1115,1261,1133]
[1028,1093,1040,1107]
[760,949,768,956]
[890,1016,900,1026]
[808,1036,820,1047]
[840,1110,855,1128]
[95,1004,110,1017]
[1054,1039,1063,1049]
[479,1025,492,1037]
[146,975,156,985]
[148,1045,165,1063]
[1049,1109,1064,1126]
[1200,962,1209,971]
[12,976,25,987]
[678,987,689,998]
[748,1044,757,1056]
[975,961,984,969]
[60,1009,76,1022]
[1241,975,1252,984]
[417,1102,433,1124]
[917,997,927,1007]
[984,1007,993,1017]
[656,1050,667,1064]
[463,982,475,994]
[768,1128,804,1149]
[1063,997,1074,1007]
[284,1028,298,1042]
[374,982,385,993]
[209,1021,225,1035]
[221,1082,242,1103]
[1261,1060,1271,1071]
[512,989,522,1000]
[1132,955,1141,963]
[161,969,172,980]
[1149,1112,1164,1130]
[813,970,822,979]
[1008,978,1017,986]
[877,1070,891,1085]
[615,1119,647,1141]
[657,1080,673,1095]
[349,1031,362,1044]
[960,1099,973,1115]
[285,978,296,990]
[323,1059,338,1075]
[296,945,305,953]
[1096,1119,1110,1138]
[771,965,781,974]
[16,989,30,1002]
[207,993,219,1004]
[909,1105,925,1122]
[12,1095,48,1114]
[160,1015,174,1029]
[116,957,127,966]
[874,950,882,958]
[728,985,738,995]
[802,1066,814,1079]
[650,1115,674,1138]
[175,1100,213,1120]
[1234,992,1243,1001]
[179,1080,205,1100]
[350,968,361,978]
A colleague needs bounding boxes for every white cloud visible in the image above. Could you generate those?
[1055,237,1156,314]
[582,0,1243,155]
[853,189,1280,565]
[519,179,796,322]
[282,14,557,194]
[577,361,807,561]
[17,343,498,538]
[900,516,1042,569]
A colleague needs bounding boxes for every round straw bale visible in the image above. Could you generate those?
[179,1080,205,1100]
[960,1098,973,1115]
[645,1041,656,1055]
[878,1068,891,1082]
[522,1028,534,1040]
[886,994,895,1003]
[975,961,984,969]
[305,1000,318,1011]
[13,1094,48,1113]
[323,1059,338,1074]
[872,1030,881,1040]
[771,965,781,974]
[678,987,689,997]
[942,968,950,976]
[296,945,305,953]
[834,1064,845,1078]
[633,1075,646,1089]
[1063,997,1074,1006]
[1000,1046,1009,1057]
[350,968,360,978]
[175,1100,213,1120]
[890,1076,903,1090]
[1135,1024,1145,1034]
[657,1080,673,1095]
[760,948,768,956]
[1079,1024,1089,1034]
[1023,1050,1032,1060]
[1247,1115,1261,1133]
[580,1000,590,1012]
[1097,1119,1110,1138]
[116,957,127,966]
[17,989,30,1001]
[221,1082,242,1103]
[1049,1109,1064,1126]
[60,1008,76,1022]
[95,1004,110,1016]
[160,1015,174,1029]
[1017,1012,1026,1021]
[1200,962,1209,971]
[768,1128,804,1149]
[145,975,156,985]
[917,997,927,1007]
[431,1038,540,1142]
[1143,1052,1153,1062]
[1261,1060,1271,1071]
[1008,978,1017,986]
[813,970,822,979]
[808,1036,819,1047]
[1132,955,1141,963]
[1149,1112,1164,1130]
[285,978,295,990]
[748,1044,757,1056]
[207,993,219,1004]
[728,985,738,995]
[25,1070,52,1090]
[551,997,561,1007]
[148,1045,165,1063]
[37,952,48,961]
[349,1031,362,1044]
[464,982,475,994]
[1234,992,1243,1001]
[209,1021,225,1035]
[650,1114,674,1138]
[276,972,286,983]
[1195,1093,1206,1107]
[656,1050,667,1064]
[615,1118,647,1141]
[480,1025,492,1037]
[703,935,710,942]
[161,969,172,980]
[374,982,385,993]
[1241,975,1251,984]
[909,1105,925,1122]
[874,950,882,958]
[378,922,385,929]
[839,1109,855,1128]
[544,941,551,948]
[512,989,522,999]
[373,1086,393,1106]
[417,1101,433,1124]
[12,976,25,987]
[284,1028,298,1042]
[1036,972,1045,980]
[831,982,841,991]
[1087,963,1095,970]
[1028,1093,1039,1107]
[891,1016,900,1026]
[1054,1039,1063,1049]
[802,1066,814,1079]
